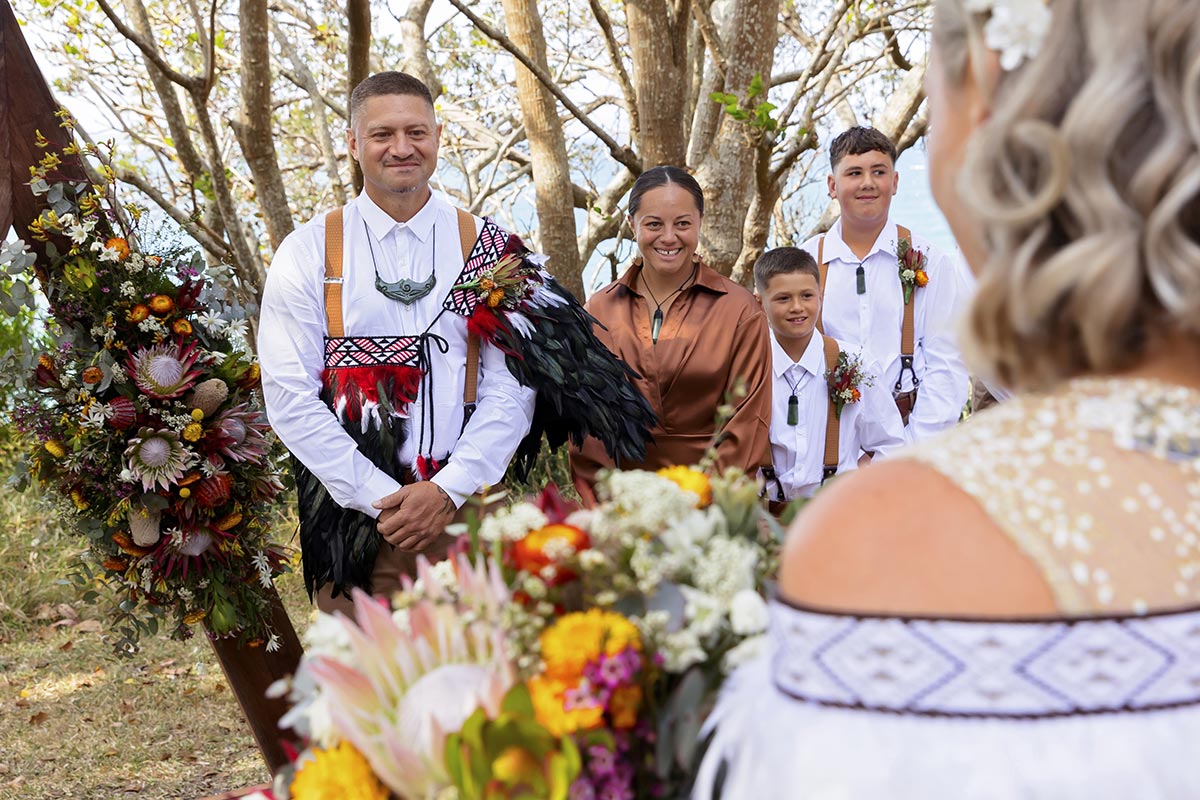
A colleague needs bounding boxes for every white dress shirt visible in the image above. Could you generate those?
[765,332,906,501]
[800,218,970,443]
[258,191,535,517]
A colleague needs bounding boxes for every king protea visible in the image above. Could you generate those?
[126,341,204,399]
[304,555,514,798]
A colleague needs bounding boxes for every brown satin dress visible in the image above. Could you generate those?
[570,261,772,499]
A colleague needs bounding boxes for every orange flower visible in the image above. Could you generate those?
[81,366,103,385]
[172,319,193,335]
[527,675,604,737]
[148,294,175,315]
[112,532,151,557]
[128,304,150,323]
[851,388,861,403]
[656,465,712,507]
[215,511,243,531]
[102,556,128,572]
[610,684,642,729]
[480,277,496,291]
[511,523,589,582]
[182,609,207,625]
[106,237,130,261]
[487,288,505,307]
[914,269,929,288]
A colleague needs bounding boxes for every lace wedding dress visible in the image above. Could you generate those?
[693,378,1200,799]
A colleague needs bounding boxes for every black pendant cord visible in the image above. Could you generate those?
[364,219,438,305]
[641,261,698,344]
[784,369,803,426]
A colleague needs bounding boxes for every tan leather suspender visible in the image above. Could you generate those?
[821,334,841,482]
[456,209,481,416]
[322,207,482,411]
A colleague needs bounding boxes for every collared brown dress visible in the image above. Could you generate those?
[570,261,772,496]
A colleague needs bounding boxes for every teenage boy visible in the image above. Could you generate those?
[754,247,905,505]
[801,126,969,443]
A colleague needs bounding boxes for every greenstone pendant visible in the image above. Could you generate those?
[787,394,799,426]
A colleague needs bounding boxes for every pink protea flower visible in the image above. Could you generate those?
[303,554,514,798]
[209,404,270,464]
[126,341,203,399]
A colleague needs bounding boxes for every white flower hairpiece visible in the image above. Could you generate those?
[964,0,1052,71]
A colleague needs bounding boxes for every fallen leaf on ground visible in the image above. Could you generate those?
[74,620,102,633]
[29,711,48,724]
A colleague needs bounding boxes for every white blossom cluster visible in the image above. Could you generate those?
[964,0,1051,71]
[478,502,548,543]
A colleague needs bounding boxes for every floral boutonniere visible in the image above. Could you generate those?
[455,251,533,312]
[897,237,929,305]
[826,350,874,420]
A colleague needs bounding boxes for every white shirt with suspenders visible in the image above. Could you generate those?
[800,219,969,444]
[762,331,906,504]
[259,191,535,516]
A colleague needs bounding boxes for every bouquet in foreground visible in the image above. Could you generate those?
[272,465,779,799]
[3,118,290,652]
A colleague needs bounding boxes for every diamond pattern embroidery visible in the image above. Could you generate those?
[324,336,421,368]
[444,217,509,317]
[770,603,1200,717]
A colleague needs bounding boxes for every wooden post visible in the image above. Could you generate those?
[206,586,305,773]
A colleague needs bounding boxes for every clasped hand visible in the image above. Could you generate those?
[373,481,457,551]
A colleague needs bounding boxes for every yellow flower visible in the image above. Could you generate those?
[540,609,640,683]
[182,609,206,625]
[44,440,67,458]
[39,152,61,170]
[656,465,712,507]
[610,684,642,729]
[182,422,203,442]
[527,675,604,737]
[914,268,930,288]
[487,288,506,307]
[290,741,388,800]
[190,408,205,421]
[34,129,49,148]
[178,487,192,499]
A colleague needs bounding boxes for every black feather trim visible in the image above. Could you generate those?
[505,275,657,479]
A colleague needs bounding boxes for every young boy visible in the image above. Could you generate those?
[800,126,969,443]
[754,247,905,505]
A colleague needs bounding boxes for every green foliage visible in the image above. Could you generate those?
[445,684,582,800]
[503,437,577,503]
[710,72,780,135]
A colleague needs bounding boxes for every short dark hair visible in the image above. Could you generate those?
[754,246,819,292]
[628,166,705,218]
[349,71,435,125]
[828,126,898,172]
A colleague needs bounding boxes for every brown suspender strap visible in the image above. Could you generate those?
[821,334,841,482]
[897,225,915,362]
[456,208,481,412]
[323,209,345,338]
[815,235,827,335]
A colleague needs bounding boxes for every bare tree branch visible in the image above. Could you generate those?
[587,0,639,136]
[93,0,204,91]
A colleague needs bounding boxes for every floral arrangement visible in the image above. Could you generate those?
[270,465,779,800]
[964,0,1052,71]
[825,350,873,420]
[3,118,290,652]
[896,236,929,305]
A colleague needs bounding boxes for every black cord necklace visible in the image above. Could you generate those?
[642,261,698,344]
[363,219,437,304]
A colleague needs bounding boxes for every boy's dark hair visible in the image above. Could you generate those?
[350,71,435,125]
[628,166,705,217]
[753,246,819,292]
[828,126,898,172]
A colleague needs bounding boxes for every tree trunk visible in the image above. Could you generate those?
[236,0,294,249]
[347,0,371,194]
[399,0,442,99]
[694,0,780,272]
[624,0,690,167]
[499,0,581,296]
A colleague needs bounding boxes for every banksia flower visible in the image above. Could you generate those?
[193,473,232,509]
[186,378,228,418]
[112,532,151,557]
[128,505,162,547]
[105,396,136,430]
[182,609,206,625]
[35,354,58,387]
[44,439,67,458]
[214,510,243,531]
[102,556,129,572]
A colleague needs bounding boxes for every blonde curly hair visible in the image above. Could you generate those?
[934,0,1200,389]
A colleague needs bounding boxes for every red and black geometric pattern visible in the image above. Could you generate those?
[324,335,421,369]
[444,217,509,317]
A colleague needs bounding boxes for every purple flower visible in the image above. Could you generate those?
[599,782,634,800]
[569,780,597,800]
[565,681,599,711]
[587,745,617,778]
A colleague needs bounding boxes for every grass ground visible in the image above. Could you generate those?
[0,473,313,800]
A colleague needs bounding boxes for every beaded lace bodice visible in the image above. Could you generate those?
[906,377,1200,615]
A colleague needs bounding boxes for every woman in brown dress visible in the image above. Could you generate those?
[570,167,771,500]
